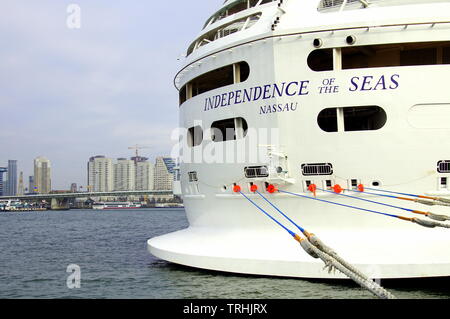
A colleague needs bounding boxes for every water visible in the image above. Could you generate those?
[0,208,449,299]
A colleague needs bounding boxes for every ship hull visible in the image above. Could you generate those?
[148,0,450,279]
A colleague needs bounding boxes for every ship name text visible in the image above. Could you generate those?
[202,74,400,112]
[203,80,309,111]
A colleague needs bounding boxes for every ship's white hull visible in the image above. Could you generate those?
[148,0,450,279]
[148,193,450,279]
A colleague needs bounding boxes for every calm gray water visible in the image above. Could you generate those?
[0,208,449,299]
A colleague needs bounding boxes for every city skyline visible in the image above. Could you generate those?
[1,153,174,193]
[0,1,219,189]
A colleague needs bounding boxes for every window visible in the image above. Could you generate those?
[318,106,387,132]
[440,177,448,189]
[211,117,248,142]
[179,61,250,105]
[187,125,203,147]
[191,65,234,98]
[343,106,387,131]
[307,49,333,71]
[308,41,450,72]
[179,84,187,105]
[318,0,363,12]
[189,12,262,56]
[203,0,274,29]
[188,171,198,182]
[317,108,338,132]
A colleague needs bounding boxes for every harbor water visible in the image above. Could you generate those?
[0,208,449,299]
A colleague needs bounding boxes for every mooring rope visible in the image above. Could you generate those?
[237,187,396,299]
[255,190,370,280]
[318,187,450,222]
[278,189,450,229]
[365,187,450,207]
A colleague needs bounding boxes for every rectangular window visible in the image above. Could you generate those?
[179,85,187,105]
[318,106,387,132]
[211,117,248,142]
[191,65,234,98]
[211,118,236,142]
[187,126,203,147]
[188,171,198,182]
[350,179,359,190]
[444,46,450,63]
[343,106,387,132]
[179,62,250,106]
[440,177,448,189]
[309,41,450,72]
[341,41,450,70]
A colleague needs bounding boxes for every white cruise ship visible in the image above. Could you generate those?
[148,0,450,280]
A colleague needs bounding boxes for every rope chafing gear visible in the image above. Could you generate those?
[365,187,450,206]
[412,218,450,228]
[278,189,450,229]
[350,188,450,209]
[318,187,450,222]
[298,239,396,299]
[239,189,396,299]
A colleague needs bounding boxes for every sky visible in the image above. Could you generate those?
[0,1,220,190]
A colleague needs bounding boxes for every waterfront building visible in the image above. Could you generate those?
[34,157,51,194]
[0,167,6,196]
[28,176,35,194]
[154,157,175,191]
[114,158,136,191]
[17,171,24,196]
[136,160,154,191]
[87,156,114,192]
[5,160,18,196]
[70,183,78,193]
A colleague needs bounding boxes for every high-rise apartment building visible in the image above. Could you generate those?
[5,160,18,196]
[114,158,135,191]
[136,160,154,191]
[0,167,7,196]
[34,157,51,194]
[18,171,24,196]
[87,156,114,192]
[28,176,35,194]
[154,157,175,191]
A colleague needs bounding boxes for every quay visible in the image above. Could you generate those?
[0,190,173,210]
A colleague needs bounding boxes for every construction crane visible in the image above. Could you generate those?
[128,144,151,163]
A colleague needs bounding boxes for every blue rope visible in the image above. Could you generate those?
[365,187,420,198]
[239,191,296,238]
[318,188,414,213]
[255,190,305,233]
[350,189,399,200]
[278,190,401,220]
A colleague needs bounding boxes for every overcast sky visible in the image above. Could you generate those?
[0,1,220,190]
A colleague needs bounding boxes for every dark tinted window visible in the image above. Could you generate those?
[318,106,387,132]
[211,117,248,142]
